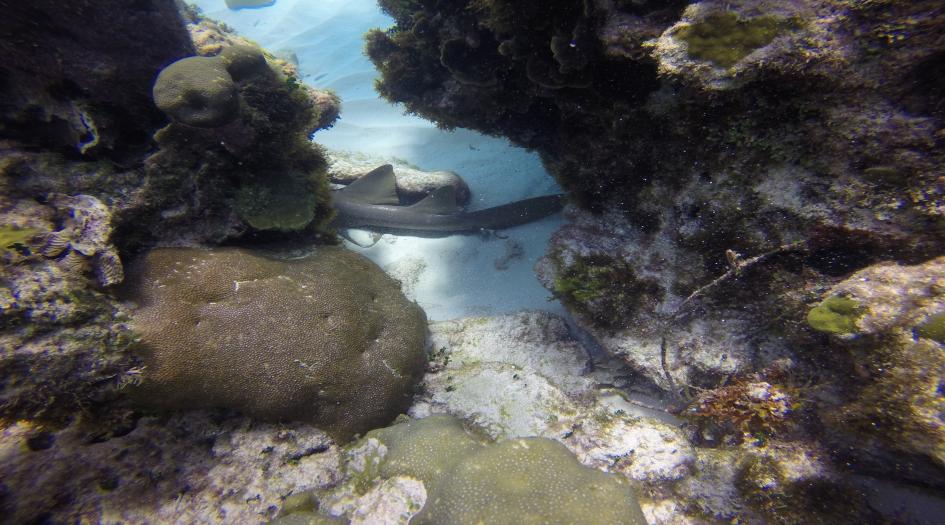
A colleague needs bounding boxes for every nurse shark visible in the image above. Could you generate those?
[331,164,565,235]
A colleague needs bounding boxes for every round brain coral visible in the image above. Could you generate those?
[356,416,648,525]
[219,44,270,81]
[124,246,428,441]
[152,56,239,127]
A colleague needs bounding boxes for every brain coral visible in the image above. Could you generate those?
[124,246,428,441]
[347,415,648,525]
[152,56,239,127]
[219,44,270,81]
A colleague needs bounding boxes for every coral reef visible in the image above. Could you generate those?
[367,0,945,500]
[0,0,194,157]
[1,146,133,428]
[123,246,428,441]
[319,311,874,523]
[0,0,341,430]
[132,20,341,241]
[674,11,801,68]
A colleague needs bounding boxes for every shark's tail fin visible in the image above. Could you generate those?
[467,194,566,229]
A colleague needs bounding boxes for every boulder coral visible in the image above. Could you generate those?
[123,246,428,442]
[314,415,647,525]
[152,56,240,128]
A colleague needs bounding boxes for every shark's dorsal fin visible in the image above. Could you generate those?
[337,164,400,205]
[409,186,459,215]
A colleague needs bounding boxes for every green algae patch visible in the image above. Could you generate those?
[235,175,320,231]
[552,253,662,328]
[807,295,864,335]
[677,12,800,68]
[0,225,39,255]
[916,312,945,343]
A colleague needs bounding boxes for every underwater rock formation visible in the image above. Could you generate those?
[1,133,134,426]
[351,1,945,521]
[123,246,428,441]
[415,312,695,486]
[0,0,341,430]
[0,413,341,524]
[0,0,194,157]
[808,257,945,484]
[367,0,944,257]
[132,16,341,242]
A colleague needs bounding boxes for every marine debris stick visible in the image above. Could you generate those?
[658,241,809,403]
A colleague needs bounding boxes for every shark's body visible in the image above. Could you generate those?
[331,164,564,234]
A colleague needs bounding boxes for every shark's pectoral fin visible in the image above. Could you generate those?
[409,186,460,214]
[339,228,383,248]
[337,164,400,205]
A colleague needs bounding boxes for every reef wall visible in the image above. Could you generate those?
[366,0,945,492]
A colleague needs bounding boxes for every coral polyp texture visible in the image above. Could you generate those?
[123,246,428,442]
[307,415,648,525]
[152,56,240,128]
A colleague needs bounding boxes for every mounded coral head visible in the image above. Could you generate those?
[124,246,428,442]
[219,44,270,81]
[152,56,239,127]
[342,415,647,525]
